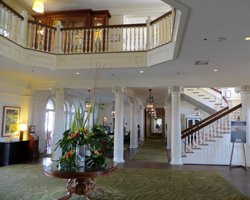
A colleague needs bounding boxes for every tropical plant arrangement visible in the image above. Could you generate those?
[55,104,113,172]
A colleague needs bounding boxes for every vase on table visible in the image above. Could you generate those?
[76,144,86,172]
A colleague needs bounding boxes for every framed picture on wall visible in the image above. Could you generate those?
[1,106,20,137]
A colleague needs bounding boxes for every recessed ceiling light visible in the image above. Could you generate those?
[213,69,219,72]
[195,60,209,65]
[140,70,144,74]
[217,37,226,42]
[245,37,250,41]
[76,72,80,75]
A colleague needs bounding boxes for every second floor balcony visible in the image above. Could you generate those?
[0,1,184,70]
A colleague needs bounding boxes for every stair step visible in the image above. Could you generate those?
[198,94,205,96]
[215,103,222,105]
[186,89,194,91]
[209,100,216,102]
[192,92,199,93]
[199,143,208,146]
[203,97,210,99]
[185,151,194,153]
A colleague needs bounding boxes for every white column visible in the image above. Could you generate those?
[139,104,145,142]
[20,10,28,46]
[239,86,250,167]
[129,98,138,148]
[112,87,125,163]
[170,86,183,165]
[52,88,65,161]
[240,86,250,145]
[167,98,172,150]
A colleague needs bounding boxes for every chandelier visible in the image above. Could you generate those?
[85,89,93,111]
[32,0,44,13]
[146,89,155,112]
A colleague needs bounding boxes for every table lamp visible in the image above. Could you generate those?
[18,123,27,141]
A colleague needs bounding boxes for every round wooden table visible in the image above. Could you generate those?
[44,161,117,200]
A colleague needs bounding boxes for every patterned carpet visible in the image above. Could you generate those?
[131,139,168,162]
[0,164,249,200]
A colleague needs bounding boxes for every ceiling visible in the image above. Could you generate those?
[1,0,250,106]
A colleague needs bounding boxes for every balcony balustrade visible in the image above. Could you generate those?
[0,1,175,55]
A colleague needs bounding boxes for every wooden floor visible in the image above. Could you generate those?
[121,143,250,198]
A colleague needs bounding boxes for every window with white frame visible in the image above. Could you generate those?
[45,98,55,154]
[64,101,70,130]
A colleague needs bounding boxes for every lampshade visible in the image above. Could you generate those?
[32,0,44,13]
[18,123,27,132]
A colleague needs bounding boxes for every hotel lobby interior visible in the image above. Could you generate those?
[0,0,250,199]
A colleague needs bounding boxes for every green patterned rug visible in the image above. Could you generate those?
[0,164,249,200]
[131,139,168,162]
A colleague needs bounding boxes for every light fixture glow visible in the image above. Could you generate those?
[213,69,219,72]
[76,72,80,75]
[140,70,144,74]
[85,89,93,111]
[32,0,44,13]
[245,37,250,41]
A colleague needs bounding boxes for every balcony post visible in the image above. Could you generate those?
[146,16,152,50]
[20,10,28,47]
[54,21,63,54]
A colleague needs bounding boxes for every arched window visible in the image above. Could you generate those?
[64,101,70,130]
[70,104,76,127]
[45,98,55,154]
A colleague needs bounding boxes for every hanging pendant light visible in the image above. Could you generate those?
[32,0,44,13]
[85,89,93,111]
[146,89,155,112]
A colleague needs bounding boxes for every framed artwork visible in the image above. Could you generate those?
[1,106,20,137]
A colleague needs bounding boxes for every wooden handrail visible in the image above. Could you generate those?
[61,23,146,31]
[181,104,242,139]
[181,106,229,135]
[150,10,173,25]
[28,20,56,30]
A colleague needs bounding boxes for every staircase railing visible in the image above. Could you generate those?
[0,1,175,54]
[181,106,229,138]
[182,104,242,156]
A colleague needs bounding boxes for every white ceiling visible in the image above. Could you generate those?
[1,0,250,106]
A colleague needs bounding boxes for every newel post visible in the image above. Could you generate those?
[20,10,28,47]
[54,21,63,54]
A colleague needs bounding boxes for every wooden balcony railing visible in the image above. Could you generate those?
[0,1,175,54]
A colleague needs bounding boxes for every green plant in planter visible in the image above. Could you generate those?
[55,104,112,172]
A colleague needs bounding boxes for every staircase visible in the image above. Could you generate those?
[181,104,243,165]
[183,88,228,114]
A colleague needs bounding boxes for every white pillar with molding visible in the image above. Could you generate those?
[239,86,250,166]
[129,98,138,148]
[170,86,183,165]
[52,88,65,161]
[112,87,125,163]
[166,98,172,150]
[139,104,145,142]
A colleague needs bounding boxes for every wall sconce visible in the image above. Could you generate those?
[32,0,44,13]
[18,123,27,141]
